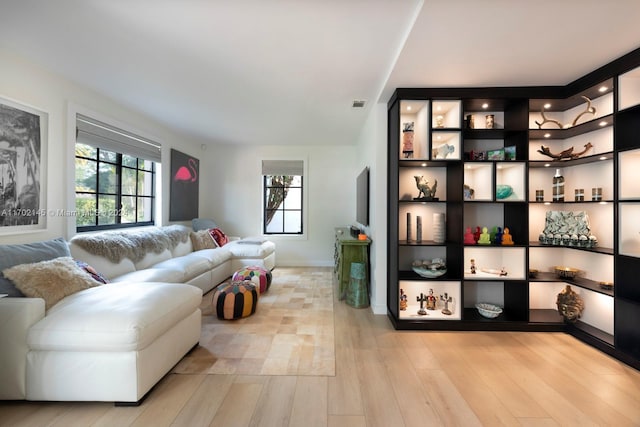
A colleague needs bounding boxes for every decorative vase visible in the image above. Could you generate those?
[553,169,565,202]
[485,114,495,129]
[433,212,445,244]
[406,212,412,242]
[416,216,422,242]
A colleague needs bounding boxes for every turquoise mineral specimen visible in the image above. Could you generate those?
[496,184,513,199]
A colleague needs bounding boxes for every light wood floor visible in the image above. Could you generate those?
[1,267,640,426]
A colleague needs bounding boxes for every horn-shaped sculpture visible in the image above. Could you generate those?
[535,96,597,129]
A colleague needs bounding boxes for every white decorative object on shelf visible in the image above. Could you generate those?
[475,303,503,319]
[433,212,445,243]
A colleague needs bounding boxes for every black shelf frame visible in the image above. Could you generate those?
[387,46,640,371]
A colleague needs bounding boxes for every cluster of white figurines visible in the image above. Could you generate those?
[539,210,597,248]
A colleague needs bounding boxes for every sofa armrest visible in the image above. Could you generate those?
[0,298,45,399]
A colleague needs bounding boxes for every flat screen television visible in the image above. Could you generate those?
[356,167,369,226]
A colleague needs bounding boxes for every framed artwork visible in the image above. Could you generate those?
[504,145,517,160]
[0,96,48,233]
[169,148,199,221]
[487,148,505,161]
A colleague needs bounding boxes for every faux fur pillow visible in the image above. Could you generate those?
[190,230,216,251]
[2,256,102,310]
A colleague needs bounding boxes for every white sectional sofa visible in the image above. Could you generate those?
[0,224,275,404]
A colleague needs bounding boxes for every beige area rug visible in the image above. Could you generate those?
[172,267,335,376]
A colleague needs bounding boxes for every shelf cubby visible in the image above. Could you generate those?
[398,280,461,320]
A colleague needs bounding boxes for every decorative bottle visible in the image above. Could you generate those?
[552,169,564,202]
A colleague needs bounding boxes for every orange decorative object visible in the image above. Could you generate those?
[358,234,368,240]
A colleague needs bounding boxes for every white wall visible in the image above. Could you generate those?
[355,102,388,315]
[201,144,357,266]
[0,47,207,244]
[0,46,367,275]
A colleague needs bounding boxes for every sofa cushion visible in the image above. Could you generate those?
[28,282,202,352]
[190,248,232,266]
[190,230,216,251]
[2,257,102,310]
[133,248,172,271]
[109,268,186,284]
[0,237,71,297]
[153,252,214,278]
[225,240,276,259]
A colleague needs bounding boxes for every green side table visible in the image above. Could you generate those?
[334,227,371,301]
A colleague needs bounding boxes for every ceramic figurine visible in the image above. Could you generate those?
[414,176,438,200]
[400,288,407,311]
[440,293,453,315]
[464,184,475,200]
[402,122,414,159]
[464,227,476,245]
[490,226,497,243]
[434,143,455,159]
[478,227,491,245]
[495,227,503,245]
[470,259,476,274]
[474,226,481,243]
[417,293,428,315]
[502,227,514,245]
[426,289,437,310]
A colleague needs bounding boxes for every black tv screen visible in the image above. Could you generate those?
[356,167,369,226]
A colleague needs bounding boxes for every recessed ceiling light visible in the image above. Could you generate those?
[436,135,441,140]
[407,105,412,111]
[544,103,551,109]
[544,133,551,138]
[544,163,551,167]
[482,103,489,109]
[544,202,551,205]
[421,163,427,167]
[497,165,502,169]
[436,105,442,111]
[600,156,607,160]
[352,100,366,108]
[599,121,607,126]
[599,86,608,92]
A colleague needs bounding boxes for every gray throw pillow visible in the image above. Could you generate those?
[192,218,218,232]
[0,237,71,297]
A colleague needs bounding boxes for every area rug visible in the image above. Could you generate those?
[172,267,335,376]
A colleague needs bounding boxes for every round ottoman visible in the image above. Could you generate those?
[213,281,258,320]
[232,266,272,294]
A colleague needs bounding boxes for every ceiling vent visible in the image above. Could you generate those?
[352,100,366,109]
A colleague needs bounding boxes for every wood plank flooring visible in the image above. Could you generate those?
[1,267,639,426]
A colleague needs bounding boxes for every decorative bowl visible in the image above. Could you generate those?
[599,281,614,290]
[528,269,539,278]
[412,259,446,278]
[475,303,503,319]
[554,266,579,279]
[412,266,447,278]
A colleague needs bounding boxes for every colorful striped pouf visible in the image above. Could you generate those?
[232,266,272,294]
[212,281,258,320]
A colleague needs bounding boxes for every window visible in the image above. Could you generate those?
[262,160,303,235]
[75,114,161,231]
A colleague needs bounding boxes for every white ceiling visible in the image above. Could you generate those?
[1,0,640,147]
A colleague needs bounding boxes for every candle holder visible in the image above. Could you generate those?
[575,188,584,201]
[536,190,544,202]
[592,187,602,202]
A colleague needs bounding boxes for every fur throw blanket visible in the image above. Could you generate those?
[70,225,190,263]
